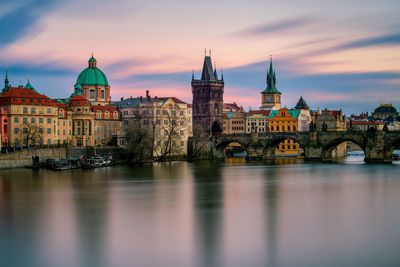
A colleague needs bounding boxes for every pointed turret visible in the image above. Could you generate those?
[24,76,38,92]
[3,65,10,92]
[221,70,224,81]
[262,57,280,94]
[295,96,309,110]
[213,63,219,80]
[200,54,216,81]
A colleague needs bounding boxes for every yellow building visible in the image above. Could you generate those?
[268,108,301,156]
[0,79,122,147]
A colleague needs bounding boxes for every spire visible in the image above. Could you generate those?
[24,76,37,92]
[192,69,194,81]
[221,69,224,81]
[200,51,216,81]
[4,65,9,90]
[262,55,280,94]
[213,62,218,80]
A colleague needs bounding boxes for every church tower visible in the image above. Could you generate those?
[192,51,224,137]
[260,57,281,110]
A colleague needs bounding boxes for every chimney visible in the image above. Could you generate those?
[140,96,142,101]
[155,96,157,99]
[18,85,23,89]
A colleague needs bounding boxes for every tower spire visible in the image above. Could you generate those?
[5,65,9,89]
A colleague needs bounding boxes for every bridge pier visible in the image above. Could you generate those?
[303,146,323,160]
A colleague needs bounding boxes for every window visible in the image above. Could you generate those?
[101,90,105,99]
[23,107,27,114]
[14,117,19,123]
[40,139,43,145]
[113,112,118,119]
[156,130,160,136]
[105,112,109,119]
[57,130,59,135]
[47,139,51,145]
[39,118,43,123]
[180,111,184,116]
[31,108,36,114]
[90,90,95,98]
[39,128,43,134]
[47,128,51,134]
[180,130,184,136]
[157,141,161,146]
[23,128,28,134]
[164,130,168,135]
[180,141,184,146]
[63,121,65,126]
[14,128,19,134]
[172,110,176,116]
[23,117,27,123]
[156,110,160,115]
[57,121,59,126]
[47,108,51,114]
[31,118,35,123]
[162,110,168,115]
[47,118,51,123]
[164,120,168,125]
[156,120,160,125]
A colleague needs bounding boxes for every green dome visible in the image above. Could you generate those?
[89,56,96,62]
[76,67,109,86]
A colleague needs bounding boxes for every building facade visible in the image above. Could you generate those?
[191,52,224,137]
[113,91,192,156]
[372,104,398,120]
[223,109,246,134]
[245,110,270,133]
[0,68,121,147]
[268,108,301,156]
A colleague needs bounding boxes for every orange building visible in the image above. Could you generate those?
[268,108,301,156]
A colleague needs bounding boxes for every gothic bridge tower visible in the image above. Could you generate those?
[192,51,224,137]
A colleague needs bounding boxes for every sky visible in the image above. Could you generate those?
[0,0,399,115]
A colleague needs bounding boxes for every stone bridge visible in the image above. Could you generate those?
[187,130,400,162]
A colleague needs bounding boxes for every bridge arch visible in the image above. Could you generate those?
[322,137,365,160]
[214,139,248,158]
[385,137,400,160]
[263,135,306,159]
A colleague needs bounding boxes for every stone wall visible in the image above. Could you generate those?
[0,147,67,169]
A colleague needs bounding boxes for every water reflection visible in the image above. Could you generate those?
[1,161,400,266]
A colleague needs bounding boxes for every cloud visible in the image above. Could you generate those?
[0,0,61,47]
[335,33,400,49]
[232,16,317,37]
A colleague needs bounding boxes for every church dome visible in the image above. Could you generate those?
[374,104,397,114]
[76,56,109,86]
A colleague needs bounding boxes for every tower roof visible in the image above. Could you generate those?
[295,96,309,109]
[261,57,281,94]
[201,56,216,81]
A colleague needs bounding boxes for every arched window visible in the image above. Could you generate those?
[97,111,101,119]
[105,111,109,119]
[113,112,118,119]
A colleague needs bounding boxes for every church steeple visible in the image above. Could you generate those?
[262,56,281,94]
[4,65,9,90]
[88,53,97,68]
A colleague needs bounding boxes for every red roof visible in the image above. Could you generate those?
[157,97,187,104]
[223,103,242,111]
[248,110,271,116]
[69,94,89,106]
[347,121,385,125]
[91,105,118,112]
[91,105,120,119]
[0,86,56,106]
[187,104,192,108]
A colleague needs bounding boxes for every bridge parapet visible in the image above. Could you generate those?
[187,130,400,162]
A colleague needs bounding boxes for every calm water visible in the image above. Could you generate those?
[1,157,400,267]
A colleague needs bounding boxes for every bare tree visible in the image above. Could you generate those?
[153,108,188,161]
[22,122,42,147]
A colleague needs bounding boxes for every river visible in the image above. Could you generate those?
[1,156,400,267]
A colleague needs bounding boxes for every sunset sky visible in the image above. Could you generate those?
[0,0,399,114]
